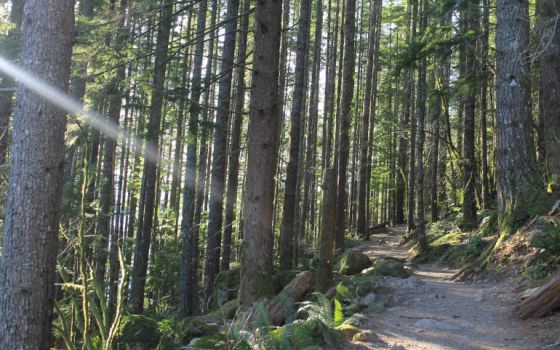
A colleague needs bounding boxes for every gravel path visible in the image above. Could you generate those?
[352,226,559,350]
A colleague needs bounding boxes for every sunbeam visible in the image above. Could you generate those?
[0,55,160,163]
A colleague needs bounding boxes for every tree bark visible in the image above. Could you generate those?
[179,0,207,317]
[462,0,479,229]
[317,168,337,292]
[204,0,240,305]
[279,0,312,270]
[130,0,173,314]
[334,0,356,250]
[239,0,282,307]
[495,0,542,224]
[538,0,560,188]
[222,0,250,272]
[0,0,74,348]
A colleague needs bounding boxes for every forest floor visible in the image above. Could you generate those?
[351,225,560,350]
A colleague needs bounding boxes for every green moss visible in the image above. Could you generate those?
[269,319,345,349]
[210,267,241,309]
[336,251,373,275]
[369,257,411,278]
[186,333,250,350]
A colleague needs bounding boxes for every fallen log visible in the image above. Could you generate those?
[368,221,389,234]
[268,271,316,325]
[516,271,560,319]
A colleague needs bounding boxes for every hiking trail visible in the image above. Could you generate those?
[352,225,559,350]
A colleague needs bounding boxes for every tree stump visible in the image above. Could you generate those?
[516,271,560,319]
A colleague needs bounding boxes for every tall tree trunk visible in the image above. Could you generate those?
[462,0,479,229]
[334,0,356,250]
[222,0,250,271]
[317,168,336,292]
[130,0,173,314]
[301,0,323,251]
[415,0,427,251]
[204,0,240,305]
[538,0,560,187]
[357,0,380,237]
[239,0,282,307]
[0,0,74,348]
[95,0,128,292]
[406,0,418,233]
[179,0,207,317]
[279,0,312,270]
[495,0,542,224]
[480,0,491,208]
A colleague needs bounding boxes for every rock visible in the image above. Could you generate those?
[337,251,373,275]
[370,257,411,278]
[343,313,369,328]
[336,324,362,341]
[384,276,424,290]
[414,318,459,331]
[210,267,240,309]
[352,330,376,343]
[474,290,484,302]
[359,292,377,306]
[208,298,239,320]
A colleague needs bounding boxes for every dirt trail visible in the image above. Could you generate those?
[353,225,559,350]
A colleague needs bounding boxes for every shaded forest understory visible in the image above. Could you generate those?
[0,0,559,348]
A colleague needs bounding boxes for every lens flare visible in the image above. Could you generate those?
[0,55,159,162]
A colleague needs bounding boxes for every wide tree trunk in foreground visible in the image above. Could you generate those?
[239,0,282,307]
[0,1,74,348]
[495,0,542,224]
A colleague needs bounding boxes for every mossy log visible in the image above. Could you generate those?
[268,271,316,325]
[516,271,560,319]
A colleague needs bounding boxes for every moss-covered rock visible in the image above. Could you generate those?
[115,314,161,349]
[210,266,241,309]
[335,323,361,341]
[186,333,250,350]
[368,257,411,278]
[208,298,239,320]
[274,269,303,291]
[337,251,373,275]
[269,319,345,349]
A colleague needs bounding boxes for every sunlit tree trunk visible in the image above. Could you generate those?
[495,0,543,224]
[239,0,282,307]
